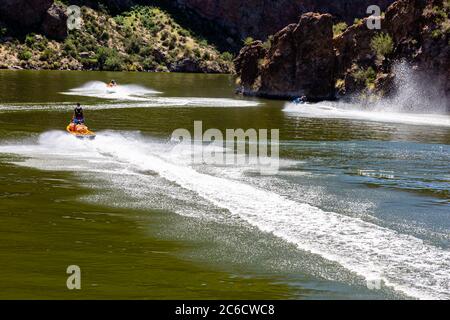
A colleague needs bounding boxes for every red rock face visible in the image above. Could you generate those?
[173,0,395,39]
[235,13,336,100]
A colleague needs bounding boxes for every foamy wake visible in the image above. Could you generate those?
[60,81,161,101]
[284,102,450,127]
[0,98,259,113]
[0,131,449,299]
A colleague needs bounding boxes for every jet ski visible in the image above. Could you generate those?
[106,80,117,93]
[66,123,96,140]
[106,86,117,94]
[292,97,305,105]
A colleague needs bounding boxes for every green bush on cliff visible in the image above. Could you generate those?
[352,66,377,89]
[333,22,348,37]
[63,38,78,58]
[25,34,36,47]
[429,3,450,38]
[80,58,98,69]
[243,37,254,46]
[18,50,32,61]
[0,27,7,37]
[143,57,157,71]
[262,35,273,50]
[96,47,124,71]
[125,36,142,54]
[104,55,124,71]
[40,49,56,62]
[371,33,394,60]
[221,52,233,61]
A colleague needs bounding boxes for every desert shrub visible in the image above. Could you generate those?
[202,51,211,60]
[143,57,157,70]
[52,61,61,69]
[243,37,254,46]
[25,33,36,47]
[100,31,110,41]
[63,38,78,57]
[262,35,273,50]
[96,47,123,71]
[333,22,348,37]
[162,39,170,47]
[161,30,169,41]
[352,66,377,89]
[335,78,345,91]
[125,36,141,54]
[371,32,394,59]
[18,50,32,61]
[114,15,125,25]
[80,58,98,69]
[221,51,233,61]
[40,49,56,61]
[104,55,124,71]
[139,46,153,57]
[178,29,190,37]
[193,48,201,57]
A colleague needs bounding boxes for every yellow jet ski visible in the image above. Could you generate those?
[66,123,96,140]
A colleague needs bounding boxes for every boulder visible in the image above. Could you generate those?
[41,3,68,40]
[171,58,204,73]
[234,41,266,88]
[235,13,336,100]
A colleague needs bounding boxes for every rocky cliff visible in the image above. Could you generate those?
[235,13,335,100]
[0,0,67,40]
[0,1,396,41]
[235,0,450,107]
[173,0,395,40]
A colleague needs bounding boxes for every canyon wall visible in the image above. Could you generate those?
[0,0,395,41]
[172,0,395,39]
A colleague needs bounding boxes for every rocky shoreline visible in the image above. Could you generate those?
[0,1,233,73]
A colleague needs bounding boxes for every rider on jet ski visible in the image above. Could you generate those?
[72,103,85,125]
[293,96,307,104]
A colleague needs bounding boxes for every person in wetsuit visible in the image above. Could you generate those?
[72,103,85,125]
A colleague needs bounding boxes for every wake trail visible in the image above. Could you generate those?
[0,131,449,299]
[0,98,259,113]
[284,102,450,127]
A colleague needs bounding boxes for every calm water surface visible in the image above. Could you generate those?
[0,70,449,299]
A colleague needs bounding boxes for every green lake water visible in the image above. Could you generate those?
[0,70,449,299]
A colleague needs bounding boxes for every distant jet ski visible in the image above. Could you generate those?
[106,79,117,93]
[66,123,96,140]
[292,96,308,105]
